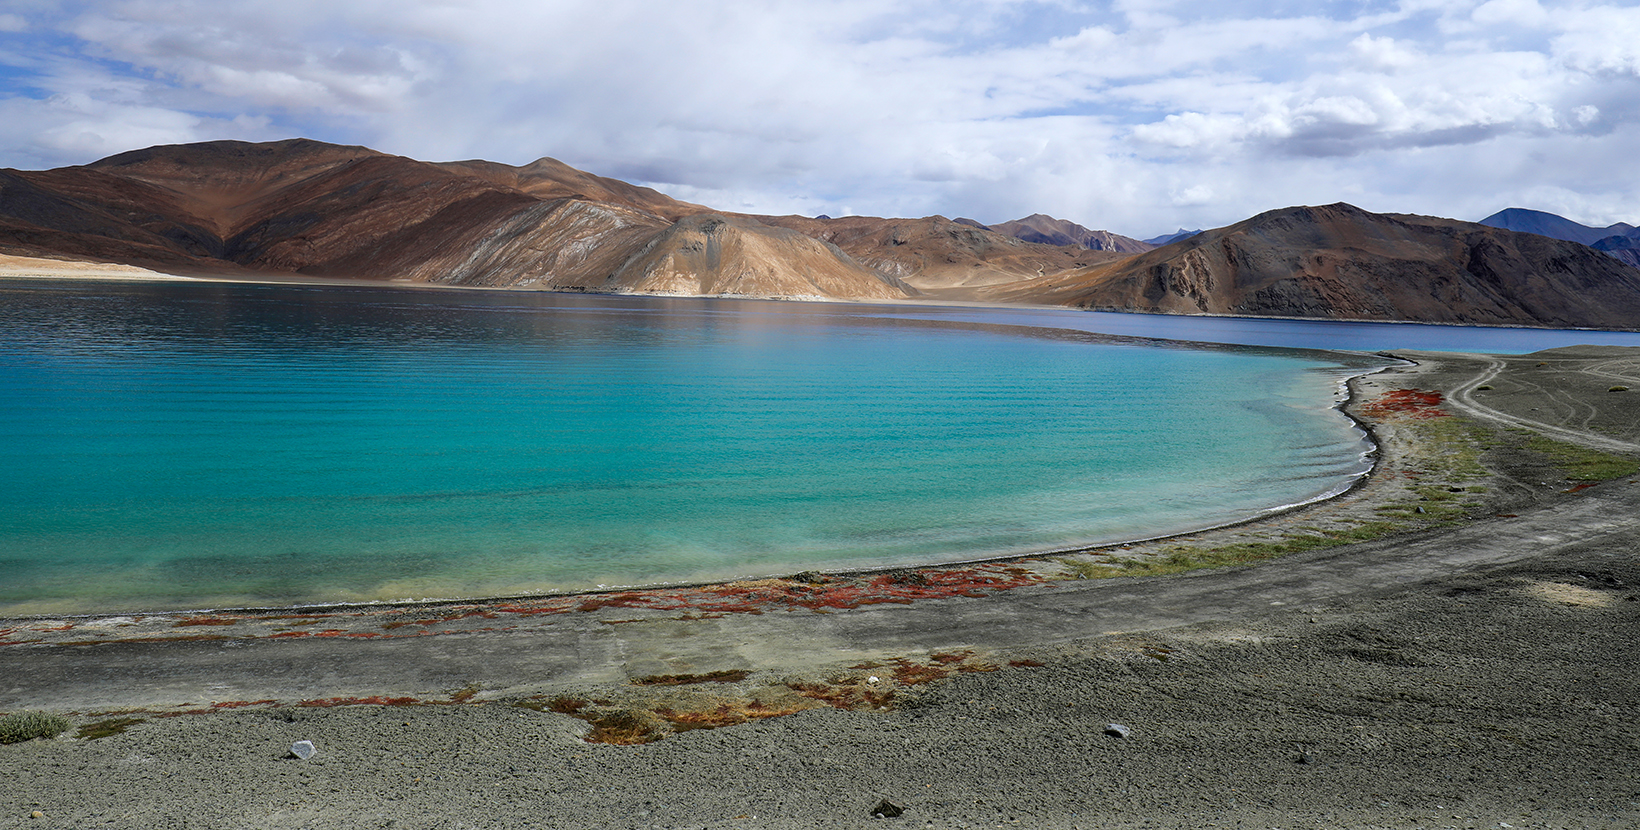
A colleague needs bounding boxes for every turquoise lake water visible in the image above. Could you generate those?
[0,279,1517,614]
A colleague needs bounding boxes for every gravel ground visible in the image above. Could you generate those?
[5,543,1636,830]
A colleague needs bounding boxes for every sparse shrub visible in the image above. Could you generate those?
[583,709,665,745]
[0,712,70,744]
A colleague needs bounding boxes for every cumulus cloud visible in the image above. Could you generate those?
[0,0,1635,234]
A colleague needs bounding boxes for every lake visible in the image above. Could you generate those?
[4,279,1635,614]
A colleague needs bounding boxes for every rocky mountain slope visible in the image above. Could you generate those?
[749,213,1129,293]
[984,203,1640,329]
[1,139,1113,301]
[0,139,913,300]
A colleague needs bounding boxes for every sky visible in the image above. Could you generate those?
[0,0,1636,239]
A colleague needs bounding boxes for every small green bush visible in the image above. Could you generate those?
[0,712,70,744]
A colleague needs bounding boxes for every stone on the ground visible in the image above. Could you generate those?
[870,798,904,818]
[1104,723,1131,739]
[290,740,316,760]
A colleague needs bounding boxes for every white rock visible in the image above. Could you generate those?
[290,740,316,760]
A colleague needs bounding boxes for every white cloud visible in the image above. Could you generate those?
[1553,6,1640,75]
[0,0,1635,236]
[1471,0,1550,27]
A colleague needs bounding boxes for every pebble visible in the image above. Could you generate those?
[1103,723,1131,739]
[290,740,317,761]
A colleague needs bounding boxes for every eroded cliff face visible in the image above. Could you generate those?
[393,199,670,289]
[609,214,916,300]
[984,203,1640,329]
[752,213,1127,292]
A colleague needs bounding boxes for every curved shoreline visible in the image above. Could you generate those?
[0,352,1485,642]
[0,363,1388,622]
[1,277,1390,619]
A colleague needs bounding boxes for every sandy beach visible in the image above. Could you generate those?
[2,265,1638,829]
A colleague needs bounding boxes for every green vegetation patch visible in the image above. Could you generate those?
[74,717,146,741]
[1060,521,1404,579]
[1412,416,1493,482]
[1523,435,1640,481]
[0,711,70,744]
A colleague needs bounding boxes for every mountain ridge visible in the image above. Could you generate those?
[4,139,1640,327]
[982,214,1153,254]
[983,203,1640,328]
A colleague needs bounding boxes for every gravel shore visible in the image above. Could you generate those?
[3,345,1638,830]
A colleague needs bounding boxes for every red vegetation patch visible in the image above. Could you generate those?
[1358,389,1449,420]
[380,608,499,629]
[654,705,749,731]
[210,699,277,710]
[892,661,952,684]
[173,617,240,627]
[632,669,751,686]
[788,680,895,710]
[578,593,651,612]
[297,695,421,708]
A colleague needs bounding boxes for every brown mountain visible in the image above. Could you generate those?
[986,214,1153,254]
[0,139,911,301]
[984,203,1640,328]
[8,141,1640,328]
[749,213,1130,294]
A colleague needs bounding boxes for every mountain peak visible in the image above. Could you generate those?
[987,214,1151,253]
[1479,208,1636,247]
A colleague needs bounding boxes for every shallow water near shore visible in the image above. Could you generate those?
[0,280,1395,614]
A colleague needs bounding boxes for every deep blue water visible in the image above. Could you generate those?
[6,278,1632,614]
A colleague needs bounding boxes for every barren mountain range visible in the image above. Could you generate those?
[983,203,1640,329]
[3,139,1639,328]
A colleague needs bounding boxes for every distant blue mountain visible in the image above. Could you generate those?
[1593,236,1640,268]
[1479,208,1636,246]
[1480,208,1639,267]
[1143,228,1203,246]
